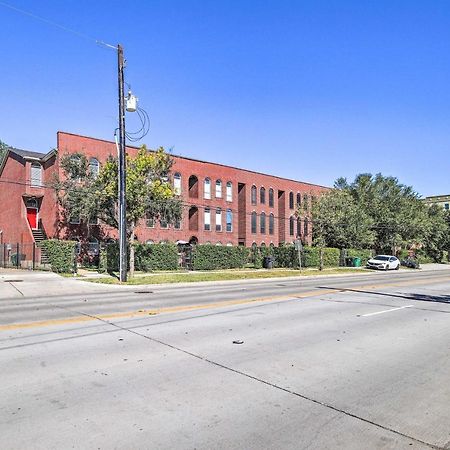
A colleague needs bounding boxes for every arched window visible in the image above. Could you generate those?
[260,242,266,248]
[297,218,302,238]
[26,198,38,208]
[251,185,257,205]
[216,242,222,246]
[226,209,233,232]
[260,212,266,234]
[30,162,42,187]
[251,212,257,233]
[215,180,222,198]
[204,178,211,199]
[189,206,199,231]
[188,175,198,198]
[269,188,274,207]
[89,158,100,178]
[296,193,301,207]
[269,213,274,235]
[216,208,222,232]
[226,242,233,247]
[146,240,154,245]
[289,216,295,236]
[289,192,294,209]
[260,187,266,204]
[204,207,211,230]
[173,173,182,195]
[226,182,232,201]
[304,217,309,238]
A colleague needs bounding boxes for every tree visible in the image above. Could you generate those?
[422,205,449,262]
[309,189,375,253]
[53,146,182,278]
[338,174,428,254]
[0,140,8,166]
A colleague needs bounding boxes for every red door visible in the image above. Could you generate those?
[27,208,37,229]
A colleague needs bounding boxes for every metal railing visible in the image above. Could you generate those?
[0,243,50,270]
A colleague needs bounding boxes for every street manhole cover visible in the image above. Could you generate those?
[4,280,23,283]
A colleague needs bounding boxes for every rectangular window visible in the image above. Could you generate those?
[216,208,222,231]
[445,203,449,210]
[31,163,42,187]
[251,213,257,234]
[269,215,274,235]
[174,218,181,229]
[88,216,99,225]
[146,216,155,228]
[204,208,211,231]
[160,218,168,229]
[226,209,232,232]
[174,174,182,195]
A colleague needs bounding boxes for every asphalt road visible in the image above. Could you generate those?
[1,268,450,449]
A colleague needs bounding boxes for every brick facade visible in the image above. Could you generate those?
[0,131,329,248]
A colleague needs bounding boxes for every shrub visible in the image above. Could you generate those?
[134,243,178,271]
[40,240,76,273]
[102,243,178,272]
[273,245,340,268]
[192,245,249,270]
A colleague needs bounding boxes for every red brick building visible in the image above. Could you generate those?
[0,131,328,251]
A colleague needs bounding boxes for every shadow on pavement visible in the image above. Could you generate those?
[318,286,450,305]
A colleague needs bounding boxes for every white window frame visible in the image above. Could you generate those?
[30,162,42,187]
[204,178,211,199]
[215,180,222,198]
[204,207,211,231]
[174,173,182,195]
[226,182,232,202]
[226,209,233,232]
[216,208,222,232]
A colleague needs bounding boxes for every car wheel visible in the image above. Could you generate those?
[384,265,389,271]
[395,264,399,270]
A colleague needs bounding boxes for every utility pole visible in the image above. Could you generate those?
[118,44,127,282]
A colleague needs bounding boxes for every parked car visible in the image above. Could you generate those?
[401,257,420,269]
[366,255,400,271]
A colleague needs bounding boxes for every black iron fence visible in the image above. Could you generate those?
[0,243,50,270]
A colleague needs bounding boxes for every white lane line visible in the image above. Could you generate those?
[360,305,413,317]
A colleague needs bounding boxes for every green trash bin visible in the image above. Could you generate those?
[345,257,355,267]
[353,257,361,267]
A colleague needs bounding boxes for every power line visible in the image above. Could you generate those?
[0,0,116,49]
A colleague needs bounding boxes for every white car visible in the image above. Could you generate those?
[366,255,400,271]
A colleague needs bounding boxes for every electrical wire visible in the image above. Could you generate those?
[125,106,150,142]
[0,0,116,49]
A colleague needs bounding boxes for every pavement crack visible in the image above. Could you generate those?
[8,282,24,297]
[85,313,442,450]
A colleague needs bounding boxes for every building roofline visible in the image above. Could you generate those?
[57,131,331,190]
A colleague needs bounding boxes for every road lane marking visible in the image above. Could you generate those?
[360,305,413,317]
[1,274,448,332]
[0,288,337,331]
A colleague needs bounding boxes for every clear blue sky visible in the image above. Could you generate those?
[1,1,449,196]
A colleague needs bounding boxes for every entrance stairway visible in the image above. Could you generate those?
[31,228,49,264]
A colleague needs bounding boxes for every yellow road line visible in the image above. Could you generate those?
[0,275,448,332]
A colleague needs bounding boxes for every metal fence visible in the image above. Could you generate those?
[0,243,50,270]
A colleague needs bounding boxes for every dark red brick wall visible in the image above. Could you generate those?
[0,131,328,246]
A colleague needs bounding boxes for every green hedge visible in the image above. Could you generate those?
[103,243,178,272]
[40,240,76,273]
[134,243,178,271]
[192,244,249,270]
[272,245,340,268]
